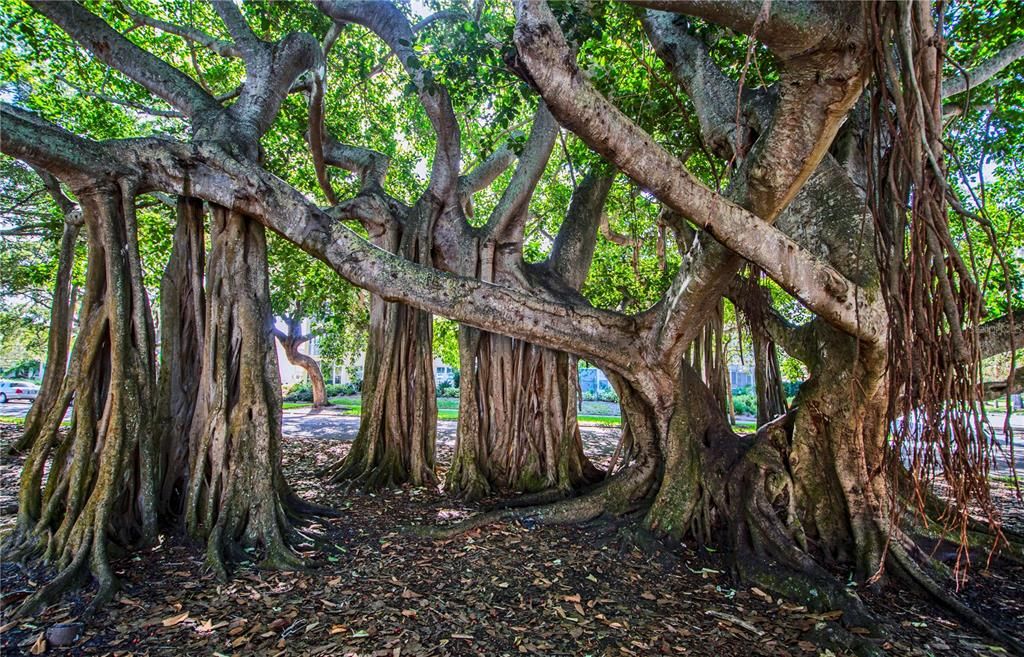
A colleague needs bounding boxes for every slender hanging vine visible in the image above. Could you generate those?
[865,0,1009,579]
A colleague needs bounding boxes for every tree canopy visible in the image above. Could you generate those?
[1,0,1022,652]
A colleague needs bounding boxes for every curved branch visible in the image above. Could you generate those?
[321,136,391,191]
[513,0,884,344]
[55,74,184,118]
[943,40,1024,99]
[27,0,219,117]
[121,3,242,58]
[315,1,461,198]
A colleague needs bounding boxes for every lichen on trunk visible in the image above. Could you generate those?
[4,184,158,615]
[184,206,307,579]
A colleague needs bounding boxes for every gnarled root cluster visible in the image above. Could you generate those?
[4,185,158,616]
[184,207,307,580]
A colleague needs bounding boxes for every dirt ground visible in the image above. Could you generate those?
[0,422,1021,656]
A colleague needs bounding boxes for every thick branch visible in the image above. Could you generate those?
[643,11,755,159]
[624,0,841,58]
[27,0,219,117]
[549,171,615,290]
[230,31,321,139]
[943,40,1024,99]
[513,0,884,344]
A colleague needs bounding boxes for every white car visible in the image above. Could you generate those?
[0,380,40,403]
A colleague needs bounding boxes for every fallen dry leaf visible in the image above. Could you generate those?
[161,611,189,627]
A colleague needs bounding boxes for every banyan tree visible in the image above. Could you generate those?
[1,0,1022,652]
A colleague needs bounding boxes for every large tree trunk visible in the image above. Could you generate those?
[4,185,158,615]
[155,197,205,521]
[184,207,305,579]
[275,317,329,408]
[448,328,602,499]
[324,206,437,490]
[14,213,82,453]
[447,172,612,500]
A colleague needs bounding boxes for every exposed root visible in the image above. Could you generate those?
[888,541,1024,655]
[418,457,656,539]
[486,487,572,510]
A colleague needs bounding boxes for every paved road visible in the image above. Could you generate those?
[280,405,623,456]
[0,401,36,418]
[3,401,1019,476]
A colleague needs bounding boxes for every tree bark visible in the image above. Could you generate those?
[155,197,205,521]
[185,206,305,579]
[447,171,611,500]
[15,210,82,453]
[449,329,602,498]
[323,203,437,490]
[4,184,158,615]
[274,317,329,408]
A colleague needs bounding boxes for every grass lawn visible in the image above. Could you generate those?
[282,395,760,432]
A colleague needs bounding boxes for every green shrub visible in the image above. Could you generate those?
[437,384,460,399]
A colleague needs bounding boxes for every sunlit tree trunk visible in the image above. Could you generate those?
[5,185,158,615]
[185,207,305,578]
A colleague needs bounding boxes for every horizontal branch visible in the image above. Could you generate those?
[624,0,842,58]
[0,106,645,372]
